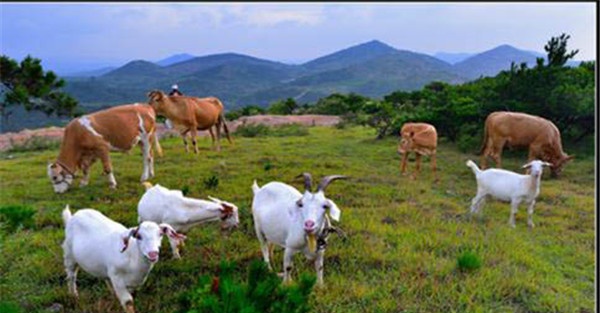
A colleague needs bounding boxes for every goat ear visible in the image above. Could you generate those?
[522,161,533,169]
[543,161,553,167]
[120,228,137,253]
[327,200,341,222]
[160,223,186,240]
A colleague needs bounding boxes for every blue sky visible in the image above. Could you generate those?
[1,2,596,74]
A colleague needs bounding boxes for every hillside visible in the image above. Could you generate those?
[0,126,594,313]
[453,44,540,79]
[5,40,560,132]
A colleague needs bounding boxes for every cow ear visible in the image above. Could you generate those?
[327,199,341,222]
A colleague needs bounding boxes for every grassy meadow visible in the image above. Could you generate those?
[0,125,596,313]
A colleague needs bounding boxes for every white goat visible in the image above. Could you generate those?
[466,159,551,228]
[137,182,239,259]
[61,205,183,313]
[252,173,346,286]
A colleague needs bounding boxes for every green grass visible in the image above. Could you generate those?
[0,126,595,313]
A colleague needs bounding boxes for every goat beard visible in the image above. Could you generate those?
[307,233,317,253]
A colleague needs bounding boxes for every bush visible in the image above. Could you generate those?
[203,175,220,190]
[185,260,315,313]
[0,301,22,313]
[234,124,309,138]
[0,205,36,232]
[269,124,309,137]
[457,250,482,272]
[7,136,60,153]
[234,124,271,138]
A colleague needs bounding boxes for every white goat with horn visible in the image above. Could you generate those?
[251,173,347,286]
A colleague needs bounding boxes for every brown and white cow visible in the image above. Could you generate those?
[47,104,162,193]
[147,90,232,154]
[479,111,573,177]
[398,122,438,181]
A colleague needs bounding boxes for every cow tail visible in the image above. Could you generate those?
[478,119,489,156]
[220,113,233,144]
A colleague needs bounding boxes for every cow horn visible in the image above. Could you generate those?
[317,175,347,192]
[296,173,313,192]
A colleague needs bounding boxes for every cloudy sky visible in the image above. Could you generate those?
[1,2,596,74]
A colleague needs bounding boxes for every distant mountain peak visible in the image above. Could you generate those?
[156,53,196,66]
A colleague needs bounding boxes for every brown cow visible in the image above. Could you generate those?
[398,122,438,181]
[47,104,162,193]
[479,111,574,177]
[147,90,232,154]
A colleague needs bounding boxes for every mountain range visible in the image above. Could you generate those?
[62,40,573,113]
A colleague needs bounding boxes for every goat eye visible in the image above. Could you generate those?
[322,205,329,210]
[136,234,142,240]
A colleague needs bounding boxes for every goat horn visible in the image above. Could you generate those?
[296,173,313,192]
[317,175,347,192]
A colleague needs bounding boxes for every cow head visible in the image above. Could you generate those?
[47,162,73,194]
[549,154,575,178]
[294,173,347,253]
[146,90,168,114]
[398,137,412,154]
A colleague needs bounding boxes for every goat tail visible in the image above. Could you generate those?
[62,205,72,226]
[466,160,481,176]
[142,181,153,190]
[252,180,260,194]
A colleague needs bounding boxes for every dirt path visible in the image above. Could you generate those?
[0,115,340,152]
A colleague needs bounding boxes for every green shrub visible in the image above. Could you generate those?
[203,175,219,190]
[7,136,60,153]
[457,250,482,272]
[185,260,315,313]
[234,124,271,138]
[270,124,309,137]
[234,123,309,138]
[0,205,36,232]
[0,301,22,313]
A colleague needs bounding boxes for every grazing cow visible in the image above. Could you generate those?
[147,90,232,154]
[479,111,573,177]
[47,104,162,193]
[398,122,438,181]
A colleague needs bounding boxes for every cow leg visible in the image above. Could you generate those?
[190,127,199,154]
[491,140,505,168]
[181,130,190,153]
[412,154,422,180]
[80,164,91,187]
[208,127,216,150]
[139,132,152,182]
[400,152,409,175]
[99,149,117,189]
[152,131,163,158]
